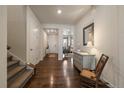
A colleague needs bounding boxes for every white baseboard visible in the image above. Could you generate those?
[102,78,115,88]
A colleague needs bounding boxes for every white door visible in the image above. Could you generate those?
[29,20,41,64]
[48,34,58,53]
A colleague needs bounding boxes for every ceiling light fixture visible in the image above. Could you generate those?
[57,9,62,14]
[47,30,49,33]
[51,29,53,32]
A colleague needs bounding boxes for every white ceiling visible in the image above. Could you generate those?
[30,5,92,25]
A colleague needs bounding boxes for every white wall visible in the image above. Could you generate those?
[42,30,48,58]
[94,6,119,87]
[118,6,124,87]
[75,5,124,87]
[7,6,44,64]
[0,6,7,88]
[74,8,94,52]
[26,6,43,64]
[7,5,27,61]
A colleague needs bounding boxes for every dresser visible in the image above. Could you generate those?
[73,51,96,71]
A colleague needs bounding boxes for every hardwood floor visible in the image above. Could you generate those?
[25,53,109,88]
[25,53,81,88]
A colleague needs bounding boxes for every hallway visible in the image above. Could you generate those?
[25,54,81,88]
[1,5,124,88]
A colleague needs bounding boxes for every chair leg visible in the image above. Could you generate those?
[95,79,99,88]
[95,83,98,88]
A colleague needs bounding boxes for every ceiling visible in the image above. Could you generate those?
[30,5,92,25]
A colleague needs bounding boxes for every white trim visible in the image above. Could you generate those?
[102,78,115,88]
[0,6,7,88]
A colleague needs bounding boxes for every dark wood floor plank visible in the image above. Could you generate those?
[25,54,80,88]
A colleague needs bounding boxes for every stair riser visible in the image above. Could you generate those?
[19,72,33,88]
[8,66,26,80]
[7,68,26,87]
[7,50,34,88]
[8,69,34,88]
[8,62,19,71]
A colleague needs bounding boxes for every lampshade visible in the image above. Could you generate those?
[87,41,93,47]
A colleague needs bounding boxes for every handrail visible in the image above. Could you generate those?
[7,50,26,65]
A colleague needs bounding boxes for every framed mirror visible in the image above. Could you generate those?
[83,23,94,46]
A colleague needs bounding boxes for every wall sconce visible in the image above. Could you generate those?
[34,28,39,32]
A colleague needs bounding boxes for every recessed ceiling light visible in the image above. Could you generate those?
[57,9,62,14]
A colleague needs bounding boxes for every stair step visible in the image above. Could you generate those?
[7,65,26,80]
[8,69,34,88]
[7,60,19,68]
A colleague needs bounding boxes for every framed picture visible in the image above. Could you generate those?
[83,23,94,46]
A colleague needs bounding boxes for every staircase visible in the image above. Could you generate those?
[7,46,34,88]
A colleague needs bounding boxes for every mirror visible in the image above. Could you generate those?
[83,23,94,46]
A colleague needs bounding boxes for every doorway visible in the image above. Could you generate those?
[63,28,74,58]
[48,34,58,53]
[44,28,59,56]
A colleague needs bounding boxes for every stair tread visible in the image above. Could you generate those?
[7,65,26,80]
[8,69,33,88]
[7,60,19,67]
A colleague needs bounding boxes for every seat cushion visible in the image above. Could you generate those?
[80,69,96,80]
